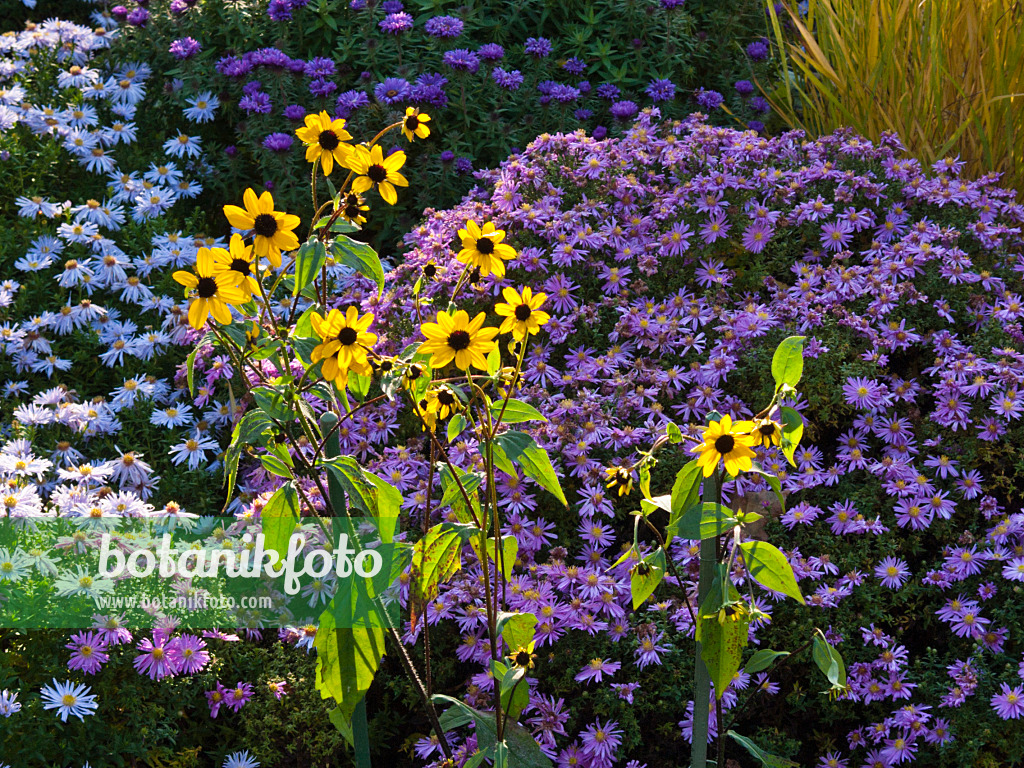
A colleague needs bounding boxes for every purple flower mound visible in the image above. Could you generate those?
[424,14,463,38]
[168,37,200,60]
[373,77,410,105]
[325,109,1024,765]
[261,132,293,152]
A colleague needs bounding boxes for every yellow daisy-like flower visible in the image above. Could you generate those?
[223,188,300,268]
[400,107,431,142]
[310,306,377,387]
[751,417,782,448]
[457,220,516,279]
[172,248,248,330]
[421,386,461,420]
[338,192,369,227]
[347,144,408,205]
[209,234,260,298]
[604,466,633,497]
[494,286,551,340]
[417,310,498,371]
[691,414,758,478]
[295,111,353,175]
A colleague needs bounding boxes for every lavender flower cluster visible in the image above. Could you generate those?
[293,109,1024,765]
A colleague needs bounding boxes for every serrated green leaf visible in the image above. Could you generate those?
[697,608,749,699]
[630,547,666,609]
[408,524,464,630]
[670,502,738,540]
[315,609,386,728]
[495,432,567,507]
[262,482,300,561]
[496,611,537,651]
[490,398,547,425]
[294,240,327,296]
[331,235,384,296]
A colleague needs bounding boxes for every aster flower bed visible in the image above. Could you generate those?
[288,110,1024,766]
[101,0,776,244]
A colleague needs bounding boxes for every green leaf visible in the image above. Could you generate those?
[496,611,537,651]
[495,432,567,507]
[470,534,518,581]
[812,634,847,690]
[431,696,553,768]
[315,609,386,726]
[440,471,481,511]
[630,547,666,609]
[331,235,384,296]
[293,240,327,296]
[490,399,547,424]
[363,470,401,544]
[670,459,702,516]
[670,503,738,540]
[252,386,292,421]
[771,335,805,391]
[260,453,294,479]
[262,482,300,559]
[186,333,213,397]
[744,649,790,674]
[486,346,500,375]
[408,524,464,629]
[666,421,683,443]
[349,370,371,402]
[727,731,799,768]
[327,706,354,747]
[320,456,376,514]
[739,541,805,604]
[779,406,804,468]
[747,464,786,513]
[697,607,749,699]
[494,663,529,722]
[447,413,467,442]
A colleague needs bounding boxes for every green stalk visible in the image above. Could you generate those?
[320,412,372,768]
[690,413,721,768]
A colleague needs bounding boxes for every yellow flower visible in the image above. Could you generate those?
[209,234,260,298]
[421,386,461,420]
[604,466,633,497]
[223,189,300,268]
[691,415,758,478]
[417,310,498,371]
[310,306,377,387]
[172,248,248,330]
[338,192,369,227]
[494,286,550,340]
[509,646,536,669]
[400,107,431,142]
[295,111,353,175]
[751,417,782,448]
[347,144,408,205]
[457,220,516,279]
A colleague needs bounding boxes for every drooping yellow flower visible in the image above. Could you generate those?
[751,417,783,448]
[209,234,260,298]
[457,220,516,279]
[691,415,758,478]
[494,286,550,340]
[310,306,377,387]
[295,111,353,175]
[223,189,300,268]
[422,385,461,420]
[172,248,248,330]
[400,107,431,142]
[346,144,408,205]
[417,310,498,371]
[604,466,633,497]
[338,192,369,227]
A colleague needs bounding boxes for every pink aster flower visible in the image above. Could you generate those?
[206,681,228,718]
[991,683,1024,719]
[225,681,254,712]
[575,658,620,684]
[166,633,209,675]
[133,633,177,680]
[66,631,109,675]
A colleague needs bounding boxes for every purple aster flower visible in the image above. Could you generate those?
[304,56,336,79]
[309,78,337,97]
[695,88,724,110]
[492,68,523,91]
[443,49,480,73]
[126,7,150,25]
[592,125,607,139]
[335,89,370,117]
[262,132,293,152]
[574,108,594,120]
[424,15,463,38]
[741,220,773,253]
[239,91,272,114]
[749,120,765,132]
[645,78,676,102]
[111,5,129,20]
[454,157,473,175]
[166,634,209,675]
[581,718,622,762]
[524,37,553,57]
[747,40,769,60]
[610,100,638,120]
[374,77,411,104]
[750,95,771,113]
[596,83,621,100]
[225,681,254,712]
[478,43,504,61]
[661,0,686,7]
[66,632,109,675]
[379,11,413,33]
[169,37,200,60]
[439,150,455,163]
[267,0,293,20]
[735,79,755,95]
[283,103,306,120]
[381,0,403,10]
[821,219,855,251]
[563,57,587,75]
[169,0,188,15]
[575,658,621,684]
[875,557,911,589]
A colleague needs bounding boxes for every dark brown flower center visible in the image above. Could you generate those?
[437,390,455,406]
[447,330,471,351]
[230,258,251,276]
[759,424,775,436]
[337,327,358,346]
[404,115,420,131]
[475,237,495,255]
[714,434,735,454]
[514,304,532,321]
[514,650,531,667]
[253,213,278,237]
[196,276,218,298]
[318,129,339,150]
[367,164,388,183]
